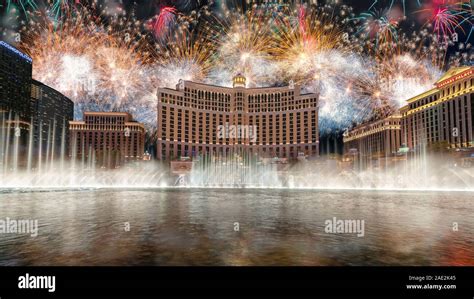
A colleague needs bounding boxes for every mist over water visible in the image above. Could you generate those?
[0,154,473,191]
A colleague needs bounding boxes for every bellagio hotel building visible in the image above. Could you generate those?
[157,74,319,160]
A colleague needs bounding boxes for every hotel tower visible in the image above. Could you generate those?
[69,112,146,168]
[343,66,474,168]
[157,75,319,160]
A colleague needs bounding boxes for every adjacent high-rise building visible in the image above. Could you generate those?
[0,41,33,169]
[0,41,33,122]
[31,80,74,163]
[69,112,146,167]
[1,42,76,170]
[400,66,473,150]
[157,75,319,160]
[343,114,402,168]
[343,66,474,168]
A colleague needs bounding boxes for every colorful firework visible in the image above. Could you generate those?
[202,3,278,87]
[3,0,83,17]
[154,26,214,87]
[49,0,81,20]
[417,1,472,43]
[272,4,352,83]
[18,5,157,127]
[4,0,468,134]
[369,0,423,15]
[458,1,473,41]
[146,6,178,39]
[4,0,38,14]
[353,8,402,53]
[253,3,386,132]
[431,5,466,42]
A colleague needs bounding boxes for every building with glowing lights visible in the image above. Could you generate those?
[0,41,33,123]
[0,41,33,161]
[157,74,319,160]
[69,112,146,168]
[344,66,474,168]
[1,42,76,169]
[400,66,473,151]
[343,114,402,169]
[31,80,74,164]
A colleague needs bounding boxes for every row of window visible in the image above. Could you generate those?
[406,96,473,147]
[159,91,316,112]
[159,144,317,159]
[409,78,473,110]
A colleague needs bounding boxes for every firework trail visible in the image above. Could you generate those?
[369,0,423,15]
[353,8,402,52]
[4,0,38,14]
[200,2,279,87]
[147,6,178,39]
[49,0,83,20]
[416,1,472,43]
[154,26,214,87]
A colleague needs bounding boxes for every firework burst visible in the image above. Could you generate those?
[3,0,469,135]
[432,7,465,42]
[154,26,214,87]
[246,3,384,132]
[369,0,423,15]
[18,5,157,127]
[417,1,472,43]
[354,8,402,53]
[146,6,178,40]
[48,0,82,20]
[4,0,38,13]
[202,3,278,87]
[271,4,352,84]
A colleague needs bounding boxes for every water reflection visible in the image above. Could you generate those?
[0,189,472,266]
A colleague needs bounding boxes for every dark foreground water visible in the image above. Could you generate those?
[0,189,473,266]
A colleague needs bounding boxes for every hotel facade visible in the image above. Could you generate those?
[343,66,474,168]
[69,112,146,167]
[157,75,319,160]
[343,114,402,168]
[401,66,473,150]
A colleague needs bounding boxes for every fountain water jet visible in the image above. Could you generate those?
[0,111,473,190]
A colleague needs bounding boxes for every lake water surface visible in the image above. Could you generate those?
[0,189,472,266]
